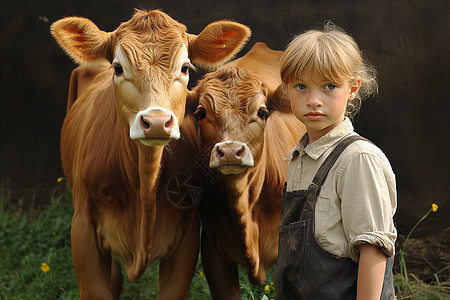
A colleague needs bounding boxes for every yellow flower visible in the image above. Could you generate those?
[41,263,50,272]
[270,282,274,285]
[432,203,438,212]
[57,177,64,183]
[264,285,270,292]
[199,271,203,277]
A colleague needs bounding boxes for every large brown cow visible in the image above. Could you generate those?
[51,9,250,299]
[189,43,306,299]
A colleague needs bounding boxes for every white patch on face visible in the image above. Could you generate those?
[113,46,133,81]
[172,45,190,80]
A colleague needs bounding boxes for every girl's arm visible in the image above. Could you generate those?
[356,244,387,300]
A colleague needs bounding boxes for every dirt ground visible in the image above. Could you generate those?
[394,229,450,283]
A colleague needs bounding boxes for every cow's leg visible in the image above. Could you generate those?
[111,258,123,299]
[72,210,119,300]
[157,215,200,300]
[239,214,265,285]
[201,232,241,300]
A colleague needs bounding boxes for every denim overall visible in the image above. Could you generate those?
[274,136,395,299]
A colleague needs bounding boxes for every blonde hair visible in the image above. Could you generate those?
[280,22,378,117]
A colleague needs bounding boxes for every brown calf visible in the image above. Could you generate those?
[189,42,306,299]
[51,9,250,299]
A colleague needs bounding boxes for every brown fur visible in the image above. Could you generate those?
[190,43,306,299]
[51,9,250,300]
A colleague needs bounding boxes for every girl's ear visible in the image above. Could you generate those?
[267,84,292,114]
[348,79,361,100]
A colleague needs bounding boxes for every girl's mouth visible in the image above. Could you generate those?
[305,112,324,120]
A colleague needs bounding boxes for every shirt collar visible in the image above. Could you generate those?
[286,132,308,161]
[286,117,354,161]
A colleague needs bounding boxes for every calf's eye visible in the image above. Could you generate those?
[113,63,123,76]
[181,64,189,75]
[257,108,269,120]
[193,107,206,120]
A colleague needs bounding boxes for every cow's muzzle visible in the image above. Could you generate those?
[210,141,254,175]
[130,107,180,146]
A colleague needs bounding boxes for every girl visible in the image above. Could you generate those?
[274,23,397,300]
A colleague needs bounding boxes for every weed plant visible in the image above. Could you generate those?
[394,203,450,299]
[0,180,448,299]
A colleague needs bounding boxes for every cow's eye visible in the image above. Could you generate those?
[181,64,190,75]
[193,107,206,120]
[113,63,123,76]
[257,108,269,120]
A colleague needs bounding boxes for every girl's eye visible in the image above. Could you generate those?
[257,108,269,120]
[113,63,123,76]
[296,84,306,91]
[325,83,337,90]
[181,64,189,75]
[193,107,206,120]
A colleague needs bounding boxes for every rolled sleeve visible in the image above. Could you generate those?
[348,231,396,262]
[338,148,397,262]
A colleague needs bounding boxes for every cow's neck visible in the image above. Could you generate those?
[221,158,265,209]
[137,144,164,254]
[137,144,164,192]
[220,160,266,283]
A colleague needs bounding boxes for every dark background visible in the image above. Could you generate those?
[1,0,448,235]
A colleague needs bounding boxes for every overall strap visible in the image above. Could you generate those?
[309,135,368,197]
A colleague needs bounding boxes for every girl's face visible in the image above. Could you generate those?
[287,70,360,143]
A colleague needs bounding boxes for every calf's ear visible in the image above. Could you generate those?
[51,17,115,64]
[267,84,292,114]
[188,21,251,70]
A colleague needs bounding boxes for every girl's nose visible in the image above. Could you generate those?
[307,93,322,108]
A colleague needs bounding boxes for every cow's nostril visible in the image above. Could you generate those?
[165,115,173,129]
[141,116,150,130]
[217,148,224,158]
[236,146,245,158]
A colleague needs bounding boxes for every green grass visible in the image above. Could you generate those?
[393,203,450,300]
[0,182,78,299]
[0,181,276,300]
[0,181,447,299]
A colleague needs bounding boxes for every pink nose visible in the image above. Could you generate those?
[140,111,175,139]
[215,144,246,166]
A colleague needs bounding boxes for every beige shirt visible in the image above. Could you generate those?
[286,118,397,262]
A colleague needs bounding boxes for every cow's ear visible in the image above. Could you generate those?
[186,90,200,115]
[51,17,115,64]
[188,21,251,70]
[267,84,292,114]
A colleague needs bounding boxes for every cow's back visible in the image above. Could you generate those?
[66,61,111,113]
[227,42,282,90]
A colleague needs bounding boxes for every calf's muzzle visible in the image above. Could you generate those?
[210,141,254,174]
